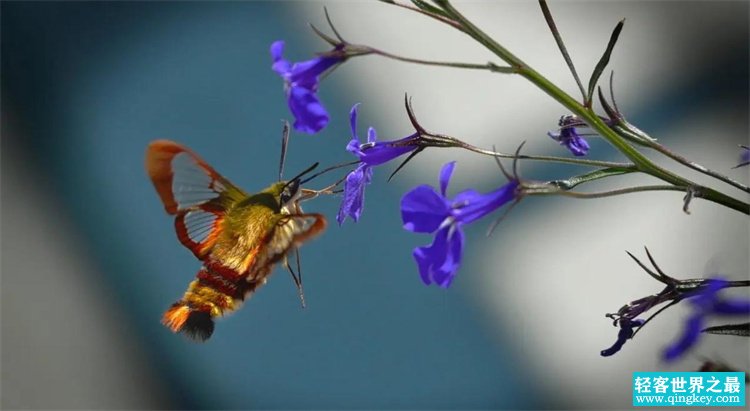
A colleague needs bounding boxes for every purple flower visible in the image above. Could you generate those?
[270,41,345,134]
[548,115,590,156]
[663,279,750,362]
[401,162,519,287]
[337,163,372,225]
[601,318,645,357]
[337,104,420,225]
[735,145,750,168]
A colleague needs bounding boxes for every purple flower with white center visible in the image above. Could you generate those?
[337,104,420,225]
[401,162,519,288]
[270,40,346,134]
[663,279,750,362]
[548,115,590,156]
[601,318,645,357]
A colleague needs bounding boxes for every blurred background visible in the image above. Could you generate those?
[2,1,748,409]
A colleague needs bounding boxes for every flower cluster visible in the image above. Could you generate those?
[269,0,749,368]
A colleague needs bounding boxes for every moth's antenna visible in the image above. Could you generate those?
[281,162,320,194]
[288,162,319,183]
[299,160,359,185]
[279,121,290,181]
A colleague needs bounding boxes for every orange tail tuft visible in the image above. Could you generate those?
[162,302,215,342]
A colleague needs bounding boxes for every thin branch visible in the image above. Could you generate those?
[528,184,687,199]
[457,141,635,169]
[645,139,750,194]
[360,46,515,73]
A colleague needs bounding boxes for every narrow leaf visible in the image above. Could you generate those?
[538,0,586,103]
[388,147,424,182]
[553,167,633,190]
[598,86,620,122]
[587,20,625,104]
[702,322,750,337]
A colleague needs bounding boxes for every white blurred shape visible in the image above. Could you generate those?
[1,116,169,409]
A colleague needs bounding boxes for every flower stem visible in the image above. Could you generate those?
[615,126,750,193]
[355,46,515,73]
[456,139,635,169]
[430,0,749,215]
[527,184,687,200]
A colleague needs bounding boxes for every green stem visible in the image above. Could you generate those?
[433,1,749,215]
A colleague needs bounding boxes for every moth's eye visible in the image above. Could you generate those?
[280,190,291,204]
[281,180,299,205]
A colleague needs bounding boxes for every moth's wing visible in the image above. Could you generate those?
[246,214,327,279]
[146,140,248,259]
[146,140,247,214]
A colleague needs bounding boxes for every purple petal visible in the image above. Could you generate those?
[663,314,703,362]
[548,127,589,156]
[270,41,291,75]
[431,228,464,288]
[412,226,464,288]
[289,55,341,90]
[738,146,750,167]
[439,161,456,197]
[287,86,328,134]
[453,180,519,224]
[349,103,360,141]
[413,230,448,286]
[600,318,644,357]
[367,126,377,143]
[401,185,450,233]
[345,138,362,156]
[688,279,726,308]
[337,164,372,225]
[345,104,417,165]
[358,141,415,166]
[712,298,750,315]
[567,135,590,156]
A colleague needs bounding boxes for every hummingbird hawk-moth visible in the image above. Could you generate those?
[146,138,326,341]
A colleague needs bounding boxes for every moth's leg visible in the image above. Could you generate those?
[284,248,306,309]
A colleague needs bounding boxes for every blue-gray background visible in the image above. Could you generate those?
[2,1,747,410]
[1,2,539,409]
